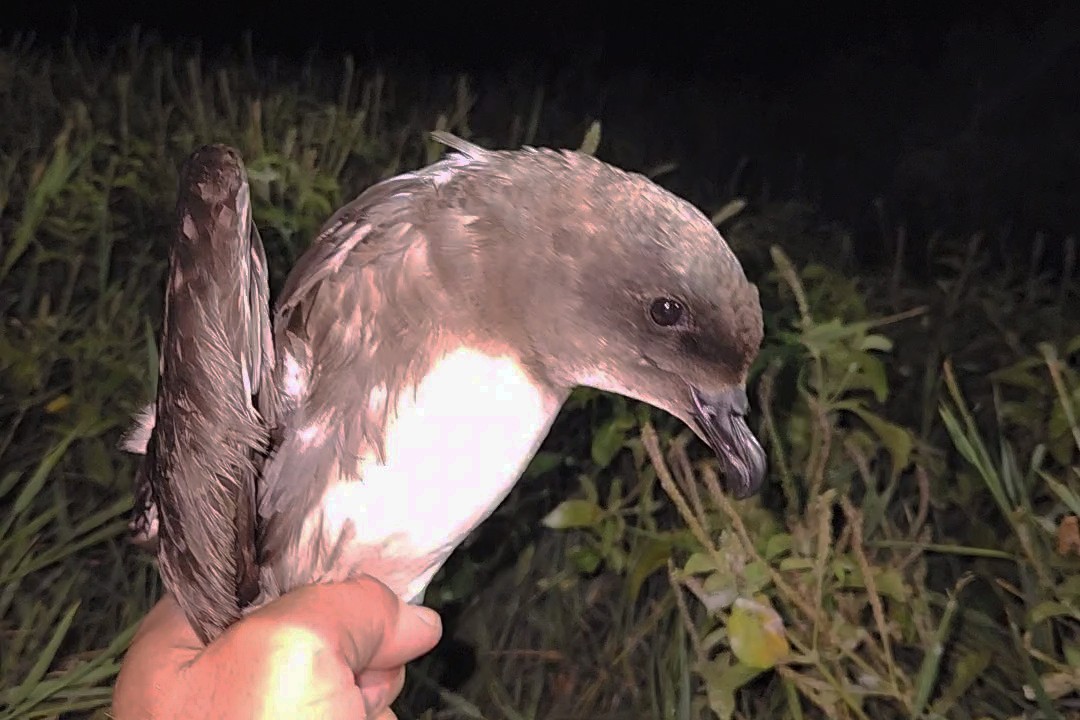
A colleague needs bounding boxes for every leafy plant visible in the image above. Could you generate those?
[2,31,1079,720]
[537,246,1079,718]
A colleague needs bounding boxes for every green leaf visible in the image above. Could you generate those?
[645,161,679,179]
[930,648,992,715]
[742,561,771,595]
[858,333,894,353]
[1,131,92,281]
[5,601,81,711]
[940,405,1009,514]
[702,570,739,611]
[569,544,601,573]
[726,596,790,669]
[627,537,672,603]
[1044,473,1080,518]
[858,352,890,403]
[873,567,909,602]
[591,420,628,469]
[542,499,603,530]
[764,532,793,561]
[1030,601,1076,626]
[778,557,815,572]
[578,120,602,156]
[683,552,717,575]
[710,198,747,227]
[1064,640,1080,669]
[989,358,1045,391]
[523,451,563,479]
[912,575,974,717]
[698,654,763,720]
[799,319,857,354]
[1048,400,1079,466]
[845,405,914,477]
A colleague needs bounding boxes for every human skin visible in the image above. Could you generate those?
[112,579,443,720]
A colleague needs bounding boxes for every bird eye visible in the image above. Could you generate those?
[648,297,685,327]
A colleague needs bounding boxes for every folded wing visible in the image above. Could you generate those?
[138,145,274,644]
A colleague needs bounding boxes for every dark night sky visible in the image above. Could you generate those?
[8,1,1067,83]
[7,1,1079,251]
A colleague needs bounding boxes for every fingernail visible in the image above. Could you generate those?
[411,606,441,629]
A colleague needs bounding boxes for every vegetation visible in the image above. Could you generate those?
[1,32,1077,719]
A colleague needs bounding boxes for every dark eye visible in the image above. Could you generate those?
[648,297,685,327]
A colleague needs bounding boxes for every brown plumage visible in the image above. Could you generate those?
[130,145,275,644]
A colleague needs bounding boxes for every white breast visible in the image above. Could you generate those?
[303,346,564,601]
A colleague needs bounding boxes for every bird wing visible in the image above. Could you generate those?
[138,145,273,644]
[255,170,436,591]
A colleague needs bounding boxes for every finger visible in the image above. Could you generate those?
[112,596,201,719]
[357,667,405,714]
[132,595,201,648]
[118,595,202,679]
[250,579,442,673]
[365,599,442,671]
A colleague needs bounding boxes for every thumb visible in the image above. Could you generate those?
[252,578,442,673]
[365,596,442,671]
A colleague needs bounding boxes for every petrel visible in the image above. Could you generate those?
[123,134,767,644]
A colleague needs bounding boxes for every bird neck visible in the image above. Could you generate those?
[370,345,567,481]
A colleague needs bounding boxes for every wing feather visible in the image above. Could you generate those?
[136,145,273,643]
[257,171,436,585]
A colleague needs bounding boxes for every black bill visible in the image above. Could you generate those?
[689,386,767,499]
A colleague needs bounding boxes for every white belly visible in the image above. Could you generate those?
[300,346,564,601]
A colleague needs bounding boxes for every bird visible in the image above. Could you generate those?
[122,132,767,645]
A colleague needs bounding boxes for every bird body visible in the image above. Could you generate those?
[124,133,767,644]
[273,345,564,604]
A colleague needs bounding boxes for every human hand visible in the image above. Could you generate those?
[112,578,442,719]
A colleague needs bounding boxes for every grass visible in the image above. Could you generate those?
[1,31,1079,719]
